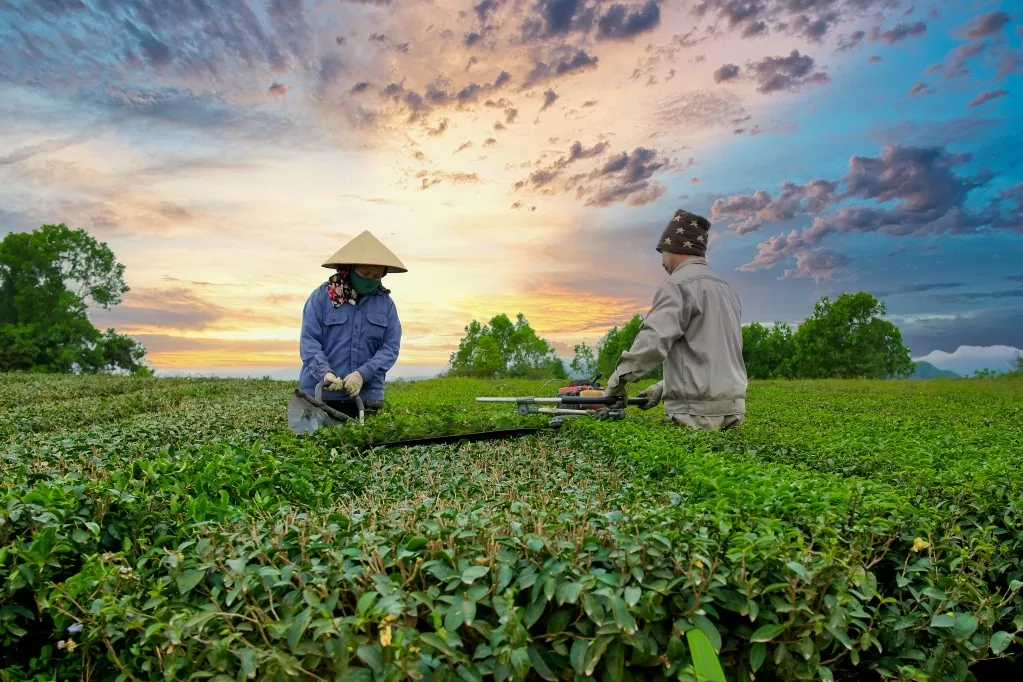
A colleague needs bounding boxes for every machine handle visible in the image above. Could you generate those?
[476,396,646,406]
[317,379,366,425]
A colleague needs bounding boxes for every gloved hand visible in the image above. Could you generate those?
[637,381,663,410]
[603,375,628,398]
[342,370,364,398]
[323,372,344,392]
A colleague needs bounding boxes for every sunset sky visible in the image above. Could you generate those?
[2,0,1021,378]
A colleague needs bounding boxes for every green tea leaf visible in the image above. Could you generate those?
[786,561,810,580]
[953,614,978,640]
[930,614,955,628]
[750,623,787,642]
[461,566,489,584]
[571,639,590,674]
[175,569,204,595]
[557,581,584,605]
[239,648,257,678]
[990,631,1014,655]
[610,595,637,634]
[528,647,559,681]
[583,636,612,676]
[604,640,625,682]
[356,643,384,674]
[750,643,766,671]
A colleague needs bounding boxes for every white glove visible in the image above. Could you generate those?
[342,370,364,398]
[637,382,663,410]
[323,372,344,392]
[603,375,628,398]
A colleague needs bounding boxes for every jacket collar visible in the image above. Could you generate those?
[670,256,707,274]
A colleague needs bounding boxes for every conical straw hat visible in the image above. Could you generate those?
[321,230,408,273]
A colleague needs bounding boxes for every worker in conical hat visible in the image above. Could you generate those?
[299,230,407,418]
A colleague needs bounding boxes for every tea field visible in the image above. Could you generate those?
[1,373,1022,682]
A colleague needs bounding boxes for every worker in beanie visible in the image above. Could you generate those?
[299,231,406,418]
[604,209,748,431]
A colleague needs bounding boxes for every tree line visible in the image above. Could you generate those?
[447,291,924,381]
[5,224,1017,381]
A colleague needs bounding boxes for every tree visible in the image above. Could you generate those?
[792,292,913,379]
[447,313,566,379]
[595,314,663,381]
[570,342,597,379]
[0,223,150,375]
[743,322,796,379]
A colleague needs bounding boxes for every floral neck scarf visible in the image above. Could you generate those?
[326,267,389,308]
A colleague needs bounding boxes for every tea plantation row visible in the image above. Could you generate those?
[1,373,1021,682]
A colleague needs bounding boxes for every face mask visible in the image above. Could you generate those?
[350,270,380,294]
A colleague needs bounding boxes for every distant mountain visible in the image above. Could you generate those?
[910,361,960,380]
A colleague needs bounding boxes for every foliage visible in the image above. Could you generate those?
[595,314,663,382]
[792,292,914,380]
[1,373,1022,681]
[569,342,597,379]
[742,322,796,379]
[0,224,150,375]
[447,313,567,380]
[969,354,1023,379]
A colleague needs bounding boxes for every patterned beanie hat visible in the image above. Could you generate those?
[656,209,710,257]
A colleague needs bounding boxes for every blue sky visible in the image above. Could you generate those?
[1,0,1020,377]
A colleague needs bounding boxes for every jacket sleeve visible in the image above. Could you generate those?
[299,289,332,380]
[357,301,402,380]
[609,279,689,386]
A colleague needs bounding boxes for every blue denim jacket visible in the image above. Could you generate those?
[298,283,401,402]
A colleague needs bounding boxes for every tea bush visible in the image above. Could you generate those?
[1,374,1021,681]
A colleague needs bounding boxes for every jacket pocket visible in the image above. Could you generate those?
[364,312,388,343]
[324,309,349,327]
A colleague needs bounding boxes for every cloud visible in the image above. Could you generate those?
[652,90,748,131]
[578,147,672,207]
[930,289,1023,304]
[747,50,829,94]
[541,88,559,111]
[515,140,610,189]
[692,0,899,42]
[0,132,95,166]
[268,82,291,97]
[836,30,866,52]
[522,49,599,88]
[713,63,740,83]
[596,1,662,40]
[779,249,851,282]
[926,12,1020,82]
[958,11,1012,40]
[415,170,483,190]
[727,144,1009,273]
[913,344,1023,376]
[89,286,227,332]
[967,88,1009,108]
[520,0,664,42]
[514,141,672,207]
[872,282,965,297]
[870,21,927,45]
[899,309,1023,356]
[908,81,934,96]
[711,180,840,234]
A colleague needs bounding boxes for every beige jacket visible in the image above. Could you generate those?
[608,257,748,417]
